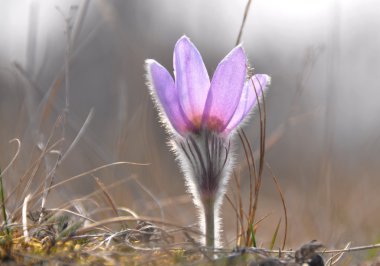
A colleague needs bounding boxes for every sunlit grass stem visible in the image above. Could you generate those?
[0,168,10,235]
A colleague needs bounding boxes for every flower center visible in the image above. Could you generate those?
[206,116,224,132]
[190,115,224,133]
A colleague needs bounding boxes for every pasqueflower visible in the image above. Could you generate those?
[146,36,269,249]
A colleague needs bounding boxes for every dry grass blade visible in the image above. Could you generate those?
[117,207,139,218]
[245,74,267,246]
[11,161,148,219]
[326,242,351,266]
[1,138,21,176]
[237,130,256,222]
[0,167,9,235]
[61,108,94,163]
[228,170,247,246]
[266,162,288,250]
[131,175,164,220]
[70,0,90,48]
[241,128,263,247]
[36,161,149,198]
[253,76,266,181]
[19,116,64,202]
[47,206,114,235]
[233,171,246,246]
[236,0,253,45]
[76,216,200,236]
[236,75,267,247]
[253,213,272,230]
[48,208,101,226]
[47,176,135,220]
[144,195,190,212]
[39,6,76,220]
[225,194,246,245]
[5,139,64,218]
[38,108,94,218]
[92,175,123,227]
[245,242,380,257]
[323,243,380,254]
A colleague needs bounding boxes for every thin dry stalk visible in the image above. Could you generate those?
[92,175,123,227]
[225,192,239,245]
[233,78,267,247]
[242,131,261,246]
[12,161,147,219]
[36,1,92,130]
[241,130,259,190]
[38,161,148,198]
[233,171,248,246]
[237,130,256,217]
[48,208,100,225]
[234,7,265,247]
[117,207,139,218]
[50,176,136,218]
[36,16,100,134]
[229,170,247,246]
[323,243,380,254]
[245,75,267,246]
[225,194,245,245]
[76,215,201,236]
[39,107,94,212]
[144,195,190,212]
[39,135,65,222]
[39,6,76,218]
[8,94,63,202]
[0,168,9,235]
[266,163,288,250]
[46,207,113,235]
[252,213,272,231]
[233,171,246,245]
[38,75,62,130]
[244,242,380,257]
[4,139,64,218]
[61,108,94,163]
[131,175,164,220]
[70,0,90,48]
[236,0,253,45]
[1,139,21,176]
[325,242,351,266]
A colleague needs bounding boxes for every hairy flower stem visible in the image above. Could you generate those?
[203,196,216,248]
[174,130,231,248]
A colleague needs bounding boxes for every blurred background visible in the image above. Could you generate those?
[1,0,380,257]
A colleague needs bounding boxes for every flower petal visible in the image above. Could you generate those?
[224,74,270,133]
[203,46,247,132]
[174,36,210,127]
[146,59,192,135]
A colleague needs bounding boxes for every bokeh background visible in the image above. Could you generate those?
[1,0,380,258]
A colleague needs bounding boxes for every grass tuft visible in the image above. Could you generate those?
[0,168,10,236]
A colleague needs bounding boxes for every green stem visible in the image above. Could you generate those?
[0,168,9,235]
[204,197,215,249]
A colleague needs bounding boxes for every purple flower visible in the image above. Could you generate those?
[146,36,270,249]
[146,35,269,137]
